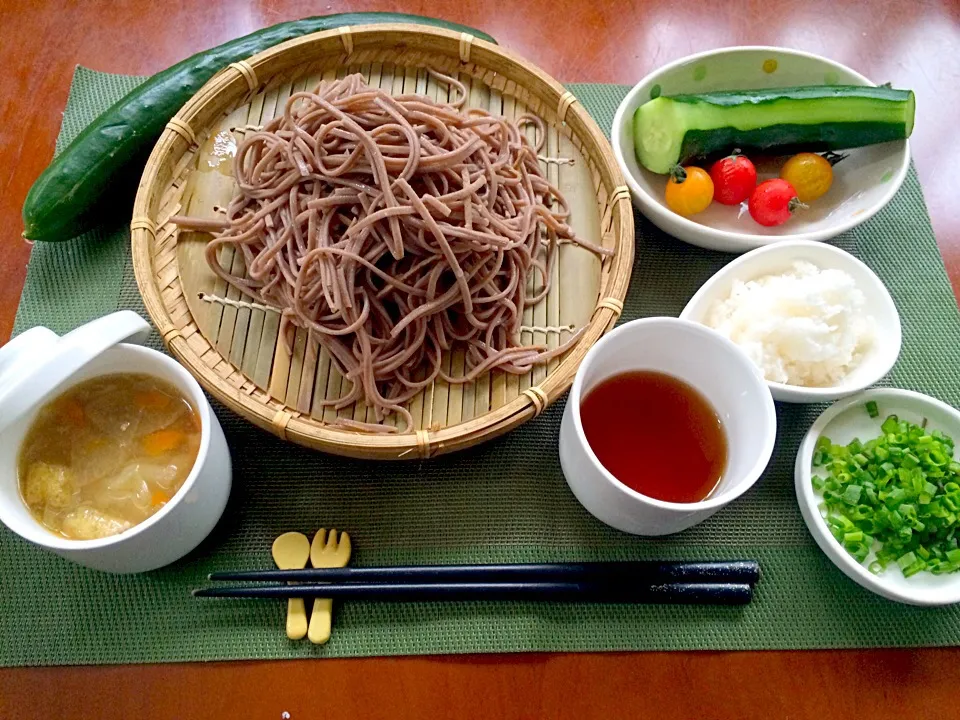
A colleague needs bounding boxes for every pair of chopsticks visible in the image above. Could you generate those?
[194,560,760,605]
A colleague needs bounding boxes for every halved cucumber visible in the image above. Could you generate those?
[633,85,915,174]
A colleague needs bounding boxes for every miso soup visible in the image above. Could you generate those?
[17,373,201,540]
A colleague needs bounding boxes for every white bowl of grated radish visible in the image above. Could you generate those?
[680,241,901,403]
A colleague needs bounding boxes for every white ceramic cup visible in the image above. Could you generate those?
[559,317,776,535]
[0,343,231,573]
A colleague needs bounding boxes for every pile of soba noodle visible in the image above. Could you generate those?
[174,70,612,432]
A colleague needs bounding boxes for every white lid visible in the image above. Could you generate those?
[0,311,152,436]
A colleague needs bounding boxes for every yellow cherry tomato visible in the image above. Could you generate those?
[780,153,834,203]
[664,166,714,217]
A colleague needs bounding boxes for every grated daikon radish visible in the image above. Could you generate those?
[705,261,874,387]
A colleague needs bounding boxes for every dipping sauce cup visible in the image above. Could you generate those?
[559,317,776,536]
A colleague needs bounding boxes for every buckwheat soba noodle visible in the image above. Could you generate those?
[172,70,612,433]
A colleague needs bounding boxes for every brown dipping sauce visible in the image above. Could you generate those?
[579,370,728,503]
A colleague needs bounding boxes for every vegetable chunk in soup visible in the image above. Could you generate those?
[18,374,201,540]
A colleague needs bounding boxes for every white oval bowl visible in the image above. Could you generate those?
[796,389,960,606]
[0,343,232,573]
[611,46,911,253]
[680,240,901,403]
[559,317,776,536]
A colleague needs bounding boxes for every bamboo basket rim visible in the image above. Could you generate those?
[131,23,635,459]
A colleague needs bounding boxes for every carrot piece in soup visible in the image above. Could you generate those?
[135,389,171,410]
[57,399,86,427]
[142,429,185,456]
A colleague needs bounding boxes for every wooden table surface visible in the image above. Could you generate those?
[2,1,960,717]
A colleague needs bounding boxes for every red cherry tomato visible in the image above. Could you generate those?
[709,154,757,205]
[748,179,805,227]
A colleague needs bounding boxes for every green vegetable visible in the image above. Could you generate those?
[633,85,915,174]
[22,13,497,241]
[865,400,879,418]
[813,414,960,578]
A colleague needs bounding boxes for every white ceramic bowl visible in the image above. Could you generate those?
[680,240,901,403]
[796,389,960,606]
[611,46,912,252]
[559,317,776,535]
[0,331,231,574]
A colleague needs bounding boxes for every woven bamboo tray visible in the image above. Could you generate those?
[131,24,634,459]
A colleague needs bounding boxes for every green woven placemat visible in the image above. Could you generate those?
[3,67,960,667]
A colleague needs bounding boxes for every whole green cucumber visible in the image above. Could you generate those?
[633,85,915,174]
[23,13,497,241]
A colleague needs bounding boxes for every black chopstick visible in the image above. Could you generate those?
[208,560,760,586]
[194,581,753,605]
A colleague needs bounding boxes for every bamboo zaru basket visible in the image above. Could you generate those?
[131,24,634,459]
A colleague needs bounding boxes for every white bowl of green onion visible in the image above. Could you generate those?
[796,389,960,605]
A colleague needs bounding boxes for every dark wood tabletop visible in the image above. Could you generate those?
[2,1,960,717]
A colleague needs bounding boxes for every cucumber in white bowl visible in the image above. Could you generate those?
[634,85,915,175]
[610,47,914,253]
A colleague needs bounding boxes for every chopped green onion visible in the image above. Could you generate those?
[881,415,900,434]
[811,414,960,580]
[842,485,863,505]
[897,551,917,570]
[904,558,928,577]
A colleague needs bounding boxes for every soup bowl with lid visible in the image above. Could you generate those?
[0,311,231,573]
[559,317,776,535]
